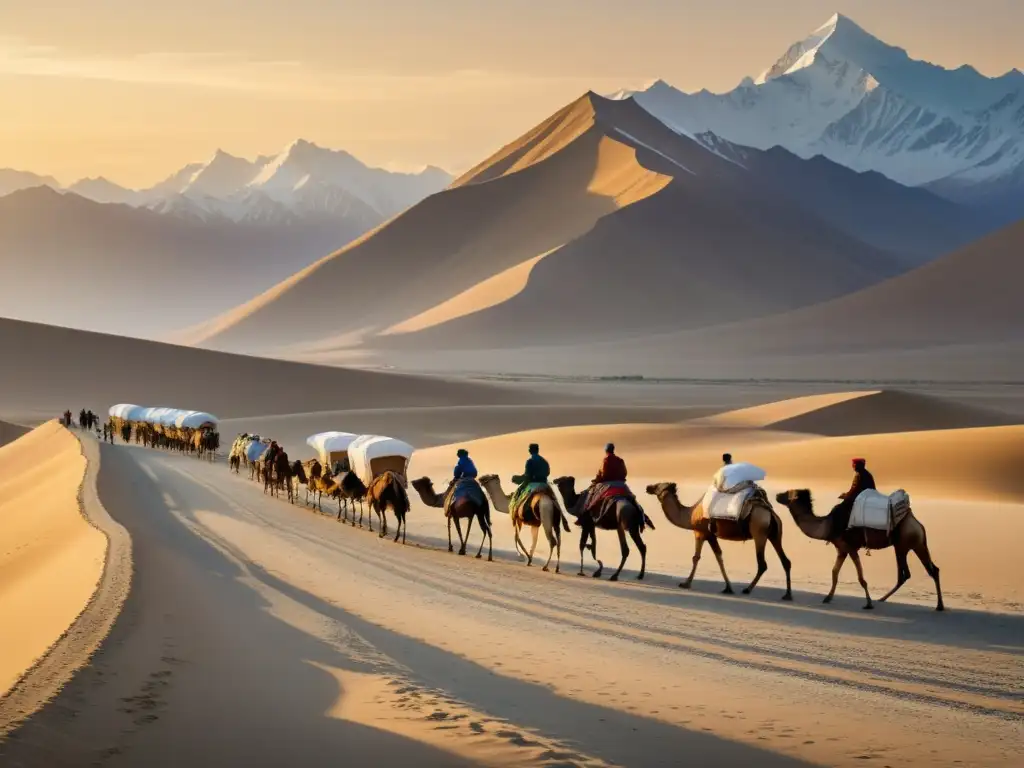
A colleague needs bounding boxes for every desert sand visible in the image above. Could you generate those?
[0,422,105,695]
[1,388,1021,767]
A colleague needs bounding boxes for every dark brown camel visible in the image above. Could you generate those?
[553,476,656,581]
[775,489,944,610]
[340,471,410,543]
[411,477,493,560]
[646,482,793,599]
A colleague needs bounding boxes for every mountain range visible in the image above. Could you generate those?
[617,13,1024,218]
[3,11,1022,381]
[183,87,995,361]
[0,140,453,225]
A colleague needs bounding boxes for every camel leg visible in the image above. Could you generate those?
[452,517,466,554]
[541,519,557,573]
[588,528,604,578]
[912,540,944,611]
[511,520,528,562]
[628,523,646,580]
[742,535,769,595]
[849,550,874,609]
[879,549,911,603]
[707,537,734,594]
[824,550,848,604]
[447,515,454,552]
[527,525,539,566]
[475,513,492,561]
[680,536,705,589]
[609,528,629,582]
[769,533,794,601]
[577,527,589,576]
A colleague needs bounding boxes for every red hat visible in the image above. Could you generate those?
[852,457,865,466]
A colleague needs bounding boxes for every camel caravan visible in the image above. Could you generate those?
[108,404,220,459]
[112,410,944,611]
[227,430,415,542]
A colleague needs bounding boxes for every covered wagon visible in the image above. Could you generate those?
[175,411,219,430]
[348,434,414,488]
[305,431,358,472]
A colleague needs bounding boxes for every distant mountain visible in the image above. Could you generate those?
[0,169,59,197]
[0,141,453,227]
[143,141,452,224]
[66,177,139,205]
[0,186,377,338]
[186,90,993,358]
[616,14,1024,215]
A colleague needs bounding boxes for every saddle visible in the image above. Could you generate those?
[442,478,486,516]
[509,482,553,525]
[581,482,639,526]
[703,483,768,522]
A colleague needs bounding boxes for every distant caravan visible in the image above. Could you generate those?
[108,404,220,459]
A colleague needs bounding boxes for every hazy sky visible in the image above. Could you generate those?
[2,1,1021,186]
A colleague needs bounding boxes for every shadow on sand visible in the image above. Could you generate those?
[1,445,811,768]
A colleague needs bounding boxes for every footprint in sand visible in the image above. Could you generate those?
[496,729,541,748]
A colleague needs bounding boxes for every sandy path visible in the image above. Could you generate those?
[3,445,1020,767]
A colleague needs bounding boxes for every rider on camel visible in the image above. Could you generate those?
[832,458,876,521]
[453,448,478,481]
[511,443,550,512]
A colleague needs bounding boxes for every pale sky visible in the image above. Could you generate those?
[2,0,1021,187]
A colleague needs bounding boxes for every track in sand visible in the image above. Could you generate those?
[2,442,1020,767]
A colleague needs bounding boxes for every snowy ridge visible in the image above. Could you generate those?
[619,13,1024,201]
[0,141,453,226]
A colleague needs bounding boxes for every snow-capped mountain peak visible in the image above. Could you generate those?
[619,12,1024,203]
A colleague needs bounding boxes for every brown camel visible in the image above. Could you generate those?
[775,489,944,611]
[553,476,654,581]
[411,477,493,560]
[646,482,793,599]
[339,471,410,543]
[478,475,570,573]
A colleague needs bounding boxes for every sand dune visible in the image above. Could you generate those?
[368,218,1024,380]
[0,316,556,425]
[412,391,1024,503]
[0,422,104,695]
[190,95,675,353]
[189,91,992,360]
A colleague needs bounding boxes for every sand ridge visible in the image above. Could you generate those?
[0,423,104,696]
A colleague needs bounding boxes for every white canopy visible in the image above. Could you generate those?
[108,404,217,428]
[305,432,358,463]
[348,434,414,487]
[108,404,138,419]
[175,411,219,429]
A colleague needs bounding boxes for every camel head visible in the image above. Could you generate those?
[645,482,677,501]
[410,476,442,506]
[551,476,577,502]
[478,474,501,490]
[775,489,812,508]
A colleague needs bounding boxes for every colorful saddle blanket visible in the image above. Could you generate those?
[582,482,637,522]
[509,482,551,521]
[443,478,486,516]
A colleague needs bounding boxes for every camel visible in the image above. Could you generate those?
[478,475,570,573]
[646,483,793,599]
[411,477,493,560]
[775,489,944,611]
[339,471,410,543]
[553,476,654,581]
